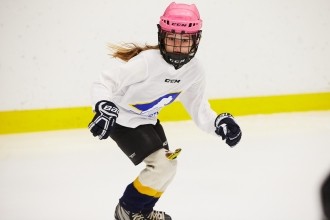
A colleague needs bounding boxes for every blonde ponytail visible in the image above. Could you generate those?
[108,43,159,62]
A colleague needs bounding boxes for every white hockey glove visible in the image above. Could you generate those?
[215,113,242,147]
[88,100,119,140]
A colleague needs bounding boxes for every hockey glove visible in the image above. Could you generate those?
[215,113,242,147]
[88,100,119,140]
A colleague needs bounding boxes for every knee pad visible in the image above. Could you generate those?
[138,148,177,191]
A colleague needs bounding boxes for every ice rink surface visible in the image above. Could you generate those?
[1,111,330,220]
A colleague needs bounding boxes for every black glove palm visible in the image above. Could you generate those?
[88,100,119,140]
[215,113,242,147]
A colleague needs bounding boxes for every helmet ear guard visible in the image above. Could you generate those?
[157,2,203,69]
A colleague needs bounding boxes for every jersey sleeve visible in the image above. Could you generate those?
[179,77,218,135]
[91,55,148,109]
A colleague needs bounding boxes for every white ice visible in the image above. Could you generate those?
[1,111,330,220]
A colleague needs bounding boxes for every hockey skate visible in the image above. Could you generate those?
[114,203,172,220]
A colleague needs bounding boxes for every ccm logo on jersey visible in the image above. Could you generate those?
[165,79,180,83]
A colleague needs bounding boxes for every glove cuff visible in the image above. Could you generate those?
[96,100,119,117]
[215,112,234,127]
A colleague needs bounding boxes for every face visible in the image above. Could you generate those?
[164,33,194,54]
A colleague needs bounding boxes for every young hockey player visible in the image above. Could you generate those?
[88,2,242,220]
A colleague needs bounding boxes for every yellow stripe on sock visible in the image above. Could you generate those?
[133,178,163,198]
[0,92,329,134]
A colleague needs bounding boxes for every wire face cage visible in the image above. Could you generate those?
[158,25,202,69]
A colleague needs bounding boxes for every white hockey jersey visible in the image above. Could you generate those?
[91,49,217,134]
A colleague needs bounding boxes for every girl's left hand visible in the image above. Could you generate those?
[215,113,242,147]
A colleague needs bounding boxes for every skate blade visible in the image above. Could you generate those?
[166,148,182,160]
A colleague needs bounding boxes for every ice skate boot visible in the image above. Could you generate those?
[114,203,172,220]
[143,209,172,220]
[114,203,143,220]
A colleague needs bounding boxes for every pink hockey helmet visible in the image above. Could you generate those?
[159,2,202,34]
[158,2,203,69]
